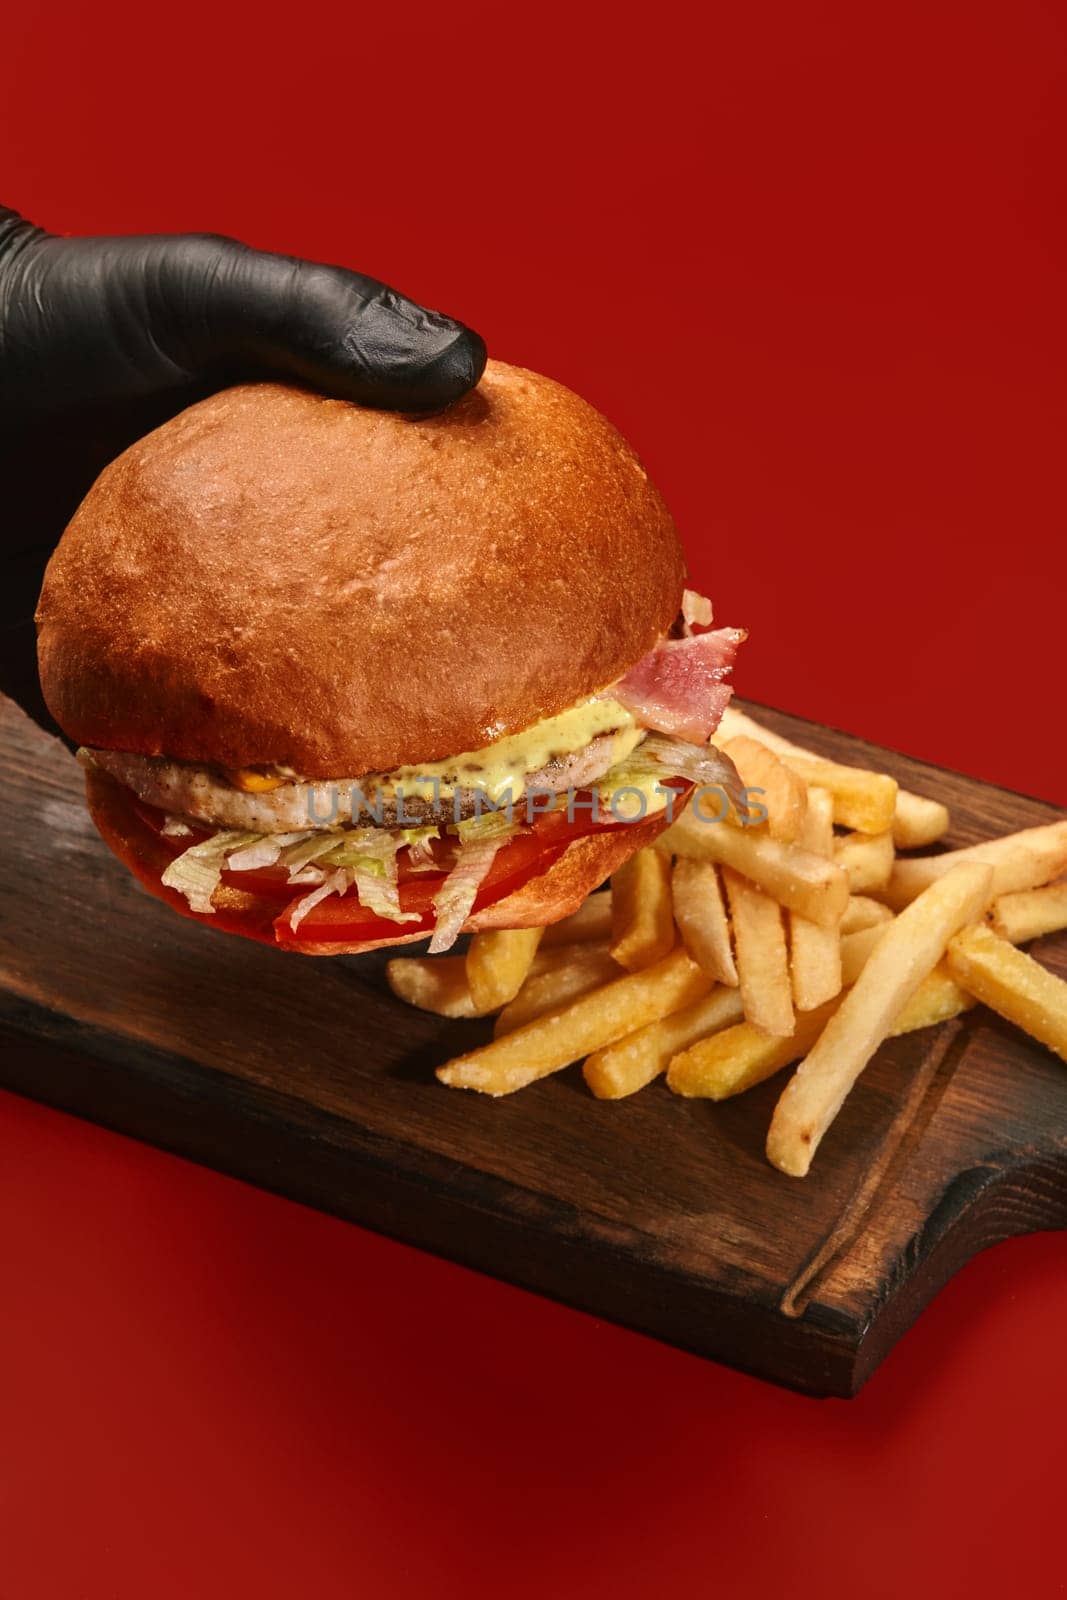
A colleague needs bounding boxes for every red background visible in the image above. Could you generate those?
[2,3,1065,1594]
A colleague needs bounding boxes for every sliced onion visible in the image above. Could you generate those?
[681,588,713,632]
[401,826,441,871]
[629,733,744,807]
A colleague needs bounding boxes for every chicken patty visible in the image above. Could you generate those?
[86,733,638,833]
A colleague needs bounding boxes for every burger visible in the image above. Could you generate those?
[35,362,744,956]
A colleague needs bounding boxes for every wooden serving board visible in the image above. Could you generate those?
[1,694,1064,1396]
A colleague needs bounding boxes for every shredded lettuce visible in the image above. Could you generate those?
[278,835,342,882]
[429,835,509,953]
[399,825,440,871]
[318,828,396,868]
[226,831,310,871]
[161,831,261,914]
[454,810,518,845]
[319,830,421,923]
[288,868,350,932]
[351,858,422,923]
[157,805,515,937]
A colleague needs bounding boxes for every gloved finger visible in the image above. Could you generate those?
[147,234,487,412]
[0,212,487,417]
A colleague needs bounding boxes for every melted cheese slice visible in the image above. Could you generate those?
[229,768,287,793]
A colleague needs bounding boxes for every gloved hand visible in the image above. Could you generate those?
[0,205,487,734]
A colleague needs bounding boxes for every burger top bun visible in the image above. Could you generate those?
[36,362,686,778]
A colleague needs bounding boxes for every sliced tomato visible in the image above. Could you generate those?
[277,838,572,945]
[130,796,208,844]
[220,862,312,899]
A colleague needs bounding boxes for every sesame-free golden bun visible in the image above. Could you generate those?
[36,362,686,777]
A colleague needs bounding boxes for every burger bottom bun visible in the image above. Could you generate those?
[85,766,672,956]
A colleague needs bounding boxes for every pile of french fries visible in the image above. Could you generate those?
[387,706,1067,1177]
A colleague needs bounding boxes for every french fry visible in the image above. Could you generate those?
[946,924,1067,1063]
[671,858,738,985]
[782,757,897,836]
[717,706,946,843]
[437,948,711,1095]
[587,919,903,1102]
[540,890,612,947]
[840,921,893,984]
[840,895,894,935]
[766,861,994,1176]
[839,895,1052,988]
[584,987,745,1099]
[665,924,901,1100]
[890,962,973,1033]
[722,867,794,1037]
[668,998,838,1100]
[790,787,842,1010]
[658,804,850,928]
[666,923,889,1099]
[495,949,621,1036]
[389,938,612,1019]
[667,964,972,1100]
[386,955,483,1019]
[720,735,808,841]
[466,927,544,1012]
[892,790,952,850]
[834,829,895,893]
[610,848,675,971]
[988,880,1067,945]
[511,915,972,1049]
[715,707,897,833]
[883,821,1067,910]
[530,939,611,976]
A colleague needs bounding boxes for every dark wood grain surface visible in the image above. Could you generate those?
[1,694,1064,1396]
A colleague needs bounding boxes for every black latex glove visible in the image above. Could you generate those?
[0,206,487,735]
